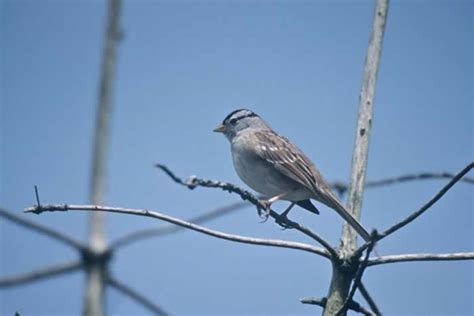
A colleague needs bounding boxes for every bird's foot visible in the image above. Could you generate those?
[275,212,293,230]
[256,200,272,222]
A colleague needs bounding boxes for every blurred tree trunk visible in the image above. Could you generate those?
[84,1,121,315]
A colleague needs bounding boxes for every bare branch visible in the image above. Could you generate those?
[358,282,382,316]
[301,297,376,316]
[367,252,474,266]
[155,164,339,259]
[0,208,87,251]
[341,0,389,256]
[0,260,83,288]
[107,276,169,316]
[25,204,330,259]
[331,172,474,195]
[381,162,473,238]
[354,161,473,257]
[110,201,248,250]
[325,0,389,314]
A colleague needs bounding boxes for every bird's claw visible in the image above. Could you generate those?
[275,213,293,230]
[257,200,271,222]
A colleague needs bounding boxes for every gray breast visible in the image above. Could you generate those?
[230,132,311,200]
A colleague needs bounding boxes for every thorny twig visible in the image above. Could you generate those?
[155,164,339,259]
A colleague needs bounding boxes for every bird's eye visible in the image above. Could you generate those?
[229,118,237,125]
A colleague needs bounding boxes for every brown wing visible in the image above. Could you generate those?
[254,130,371,241]
[253,130,323,194]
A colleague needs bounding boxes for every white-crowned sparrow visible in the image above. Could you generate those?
[214,109,371,242]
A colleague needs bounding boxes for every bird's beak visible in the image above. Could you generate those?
[213,124,226,133]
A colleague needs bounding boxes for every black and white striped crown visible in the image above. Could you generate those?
[222,109,259,125]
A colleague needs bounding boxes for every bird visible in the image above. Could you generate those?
[213,109,371,242]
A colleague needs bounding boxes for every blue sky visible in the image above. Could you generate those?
[1,0,473,315]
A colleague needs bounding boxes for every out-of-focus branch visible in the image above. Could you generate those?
[358,282,381,316]
[155,164,339,259]
[0,260,83,288]
[107,276,169,316]
[0,208,87,251]
[110,201,248,250]
[25,204,330,258]
[85,0,122,315]
[331,172,474,196]
[367,252,474,266]
[355,161,473,257]
[300,297,376,315]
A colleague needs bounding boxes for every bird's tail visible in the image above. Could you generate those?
[322,192,371,242]
[296,199,320,215]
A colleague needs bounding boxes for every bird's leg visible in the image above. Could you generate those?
[280,202,296,218]
[257,192,288,220]
[276,202,296,230]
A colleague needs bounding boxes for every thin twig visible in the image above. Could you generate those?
[301,297,327,307]
[107,276,169,316]
[0,208,87,251]
[0,260,83,288]
[24,204,330,259]
[34,185,41,206]
[367,252,474,266]
[382,162,473,237]
[300,297,376,315]
[110,201,248,250]
[336,239,376,316]
[355,161,473,257]
[155,164,339,259]
[358,282,382,315]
